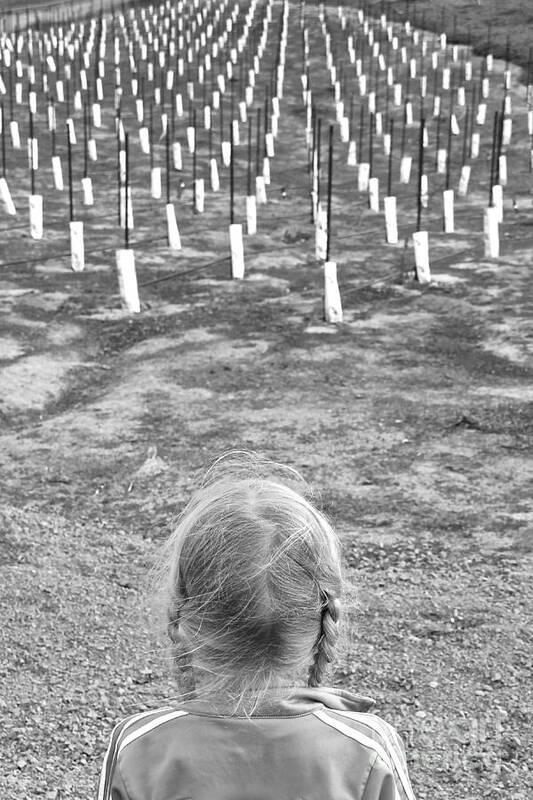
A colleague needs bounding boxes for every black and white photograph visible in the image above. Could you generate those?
[1,0,532,797]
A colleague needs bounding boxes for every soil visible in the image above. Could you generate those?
[1,1,532,799]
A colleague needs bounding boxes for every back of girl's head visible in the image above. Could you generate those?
[163,452,343,708]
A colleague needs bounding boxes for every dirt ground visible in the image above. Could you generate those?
[1,1,532,799]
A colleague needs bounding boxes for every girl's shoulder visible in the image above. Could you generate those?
[97,706,187,800]
[286,688,415,800]
[103,705,188,754]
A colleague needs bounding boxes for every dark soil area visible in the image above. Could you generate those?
[385,0,533,73]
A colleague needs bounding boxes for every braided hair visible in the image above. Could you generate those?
[308,590,341,687]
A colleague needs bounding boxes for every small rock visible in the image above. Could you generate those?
[133,446,168,479]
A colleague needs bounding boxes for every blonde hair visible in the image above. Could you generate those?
[162,452,342,711]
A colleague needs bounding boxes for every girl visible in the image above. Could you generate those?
[98,452,415,800]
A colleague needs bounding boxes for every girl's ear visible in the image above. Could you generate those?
[167,618,181,644]
[167,566,187,644]
[167,597,181,643]
[178,565,188,599]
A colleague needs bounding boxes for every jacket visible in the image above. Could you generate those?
[97,686,416,800]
